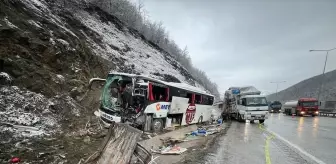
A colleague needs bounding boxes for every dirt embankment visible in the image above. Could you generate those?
[0,1,113,163]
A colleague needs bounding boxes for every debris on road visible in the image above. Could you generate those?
[10,157,20,163]
[151,145,187,155]
[147,123,225,157]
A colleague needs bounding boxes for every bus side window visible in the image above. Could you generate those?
[208,96,214,105]
[202,96,208,105]
[187,93,193,103]
[151,84,168,101]
[169,87,178,101]
[195,94,202,104]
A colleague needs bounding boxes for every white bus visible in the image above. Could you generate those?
[90,72,215,132]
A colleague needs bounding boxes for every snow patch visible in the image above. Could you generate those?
[28,20,42,28]
[21,0,78,38]
[54,74,65,84]
[0,86,58,137]
[49,38,56,45]
[20,0,50,14]
[0,72,12,83]
[3,17,18,29]
[75,11,188,83]
[56,39,69,46]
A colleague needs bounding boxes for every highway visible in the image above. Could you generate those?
[201,113,336,164]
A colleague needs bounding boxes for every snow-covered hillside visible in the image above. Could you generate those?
[0,0,215,163]
[20,0,205,87]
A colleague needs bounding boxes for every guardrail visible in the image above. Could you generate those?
[319,109,336,117]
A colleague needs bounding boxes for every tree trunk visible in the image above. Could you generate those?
[99,122,142,164]
[86,122,143,164]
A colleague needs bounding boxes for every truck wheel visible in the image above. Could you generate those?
[152,118,163,133]
[259,119,265,124]
[238,114,244,123]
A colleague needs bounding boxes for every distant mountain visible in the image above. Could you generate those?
[267,69,336,102]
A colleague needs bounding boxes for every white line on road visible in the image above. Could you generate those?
[267,129,326,164]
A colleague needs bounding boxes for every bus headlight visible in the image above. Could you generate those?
[300,111,305,114]
[315,111,319,114]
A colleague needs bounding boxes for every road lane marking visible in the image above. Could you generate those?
[260,124,326,164]
[259,124,275,164]
[265,134,274,164]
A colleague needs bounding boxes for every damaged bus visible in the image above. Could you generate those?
[89,72,215,132]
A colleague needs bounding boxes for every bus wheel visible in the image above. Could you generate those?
[197,116,203,124]
[250,120,255,124]
[259,119,265,124]
[152,118,163,133]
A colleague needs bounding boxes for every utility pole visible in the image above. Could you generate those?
[270,81,286,100]
[309,47,336,104]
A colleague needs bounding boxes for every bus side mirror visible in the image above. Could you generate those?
[88,78,106,90]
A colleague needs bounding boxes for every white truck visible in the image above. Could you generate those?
[224,86,269,123]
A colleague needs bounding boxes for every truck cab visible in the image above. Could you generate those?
[237,95,269,123]
[269,101,282,113]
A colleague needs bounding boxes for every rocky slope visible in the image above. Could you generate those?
[267,69,336,102]
[0,0,214,163]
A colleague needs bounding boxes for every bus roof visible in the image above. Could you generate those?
[109,72,214,97]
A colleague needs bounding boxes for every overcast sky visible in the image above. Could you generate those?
[140,0,336,95]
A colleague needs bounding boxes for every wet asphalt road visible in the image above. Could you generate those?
[203,113,336,164]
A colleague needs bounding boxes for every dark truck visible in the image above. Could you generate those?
[269,101,282,113]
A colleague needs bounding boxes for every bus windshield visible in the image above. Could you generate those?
[101,74,133,110]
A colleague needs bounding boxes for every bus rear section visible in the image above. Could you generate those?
[143,82,215,132]
[284,98,319,116]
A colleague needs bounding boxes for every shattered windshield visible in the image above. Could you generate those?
[101,75,133,110]
[246,97,268,106]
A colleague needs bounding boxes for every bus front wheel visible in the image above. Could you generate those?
[152,118,163,133]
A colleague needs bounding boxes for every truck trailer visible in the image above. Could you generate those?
[224,86,269,123]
